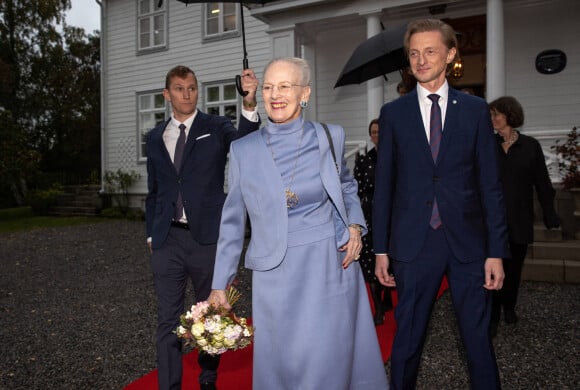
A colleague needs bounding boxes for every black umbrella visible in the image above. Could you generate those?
[334,24,409,88]
[171,0,278,95]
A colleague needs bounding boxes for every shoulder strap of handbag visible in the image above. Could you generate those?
[320,122,339,173]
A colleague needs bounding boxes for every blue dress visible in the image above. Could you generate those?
[250,118,388,389]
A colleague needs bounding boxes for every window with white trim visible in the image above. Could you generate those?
[205,81,239,126]
[204,3,239,38]
[138,0,167,51]
[138,92,167,160]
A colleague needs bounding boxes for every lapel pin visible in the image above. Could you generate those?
[453,99,457,104]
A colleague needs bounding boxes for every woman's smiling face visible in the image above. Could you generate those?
[262,61,311,124]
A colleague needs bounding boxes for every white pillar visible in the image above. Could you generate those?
[486,0,505,101]
[365,12,383,125]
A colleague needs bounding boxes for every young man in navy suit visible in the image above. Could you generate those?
[145,65,260,390]
[373,19,509,389]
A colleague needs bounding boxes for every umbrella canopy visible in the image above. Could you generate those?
[334,24,409,88]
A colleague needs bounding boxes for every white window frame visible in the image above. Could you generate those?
[138,91,168,161]
[203,3,240,42]
[204,80,239,127]
[137,0,167,52]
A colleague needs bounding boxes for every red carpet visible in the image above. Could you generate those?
[124,278,448,390]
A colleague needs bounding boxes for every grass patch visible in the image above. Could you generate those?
[0,207,105,234]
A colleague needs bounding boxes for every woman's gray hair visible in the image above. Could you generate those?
[264,57,311,86]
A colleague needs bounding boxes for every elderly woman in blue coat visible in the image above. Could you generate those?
[208,57,389,389]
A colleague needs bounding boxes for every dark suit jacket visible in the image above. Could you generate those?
[372,88,509,262]
[496,132,559,244]
[145,111,259,248]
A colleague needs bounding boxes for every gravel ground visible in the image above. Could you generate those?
[0,220,578,389]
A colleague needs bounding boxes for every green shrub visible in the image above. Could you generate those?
[103,169,141,216]
[26,184,64,216]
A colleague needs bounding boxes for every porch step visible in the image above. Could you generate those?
[534,223,563,242]
[49,185,102,217]
[523,240,580,284]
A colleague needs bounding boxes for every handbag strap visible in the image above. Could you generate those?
[320,122,339,173]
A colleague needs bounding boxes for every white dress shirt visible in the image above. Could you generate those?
[416,81,449,141]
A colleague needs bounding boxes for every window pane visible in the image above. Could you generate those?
[155,94,165,108]
[139,0,150,15]
[140,95,151,109]
[154,112,165,125]
[207,3,220,17]
[207,18,218,35]
[207,106,220,116]
[154,15,164,46]
[223,3,236,14]
[224,15,236,32]
[140,18,150,48]
[141,113,155,130]
[207,86,220,102]
[225,105,237,121]
[224,84,236,100]
[154,0,164,11]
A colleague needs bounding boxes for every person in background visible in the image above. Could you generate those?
[354,118,393,325]
[208,57,389,389]
[488,96,560,337]
[373,19,508,390]
[145,65,260,390]
[396,81,408,96]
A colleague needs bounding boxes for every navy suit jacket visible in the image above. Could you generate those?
[145,111,259,248]
[372,88,509,262]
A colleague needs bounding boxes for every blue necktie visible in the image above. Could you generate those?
[174,124,186,221]
[428,94,442,229]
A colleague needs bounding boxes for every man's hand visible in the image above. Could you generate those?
[375,254,396,287]
[241,68,258,110]
[484,257,504,290]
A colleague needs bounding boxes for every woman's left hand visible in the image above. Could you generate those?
[340,225,363,269]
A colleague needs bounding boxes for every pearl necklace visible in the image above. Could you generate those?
[502,130,519,146]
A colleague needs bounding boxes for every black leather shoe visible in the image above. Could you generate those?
[504,309,518,324]
[200,382,217,390]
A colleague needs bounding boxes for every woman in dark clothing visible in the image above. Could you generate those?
[354,119,393,325]
[489,96,560,336]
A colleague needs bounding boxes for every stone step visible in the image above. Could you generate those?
[523,239,580,283]
[534,223,563,242]
[50,206,100,216]
[529,240,580,261]
[523,258,580,284]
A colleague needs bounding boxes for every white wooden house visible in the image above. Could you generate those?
[98,0,579,208]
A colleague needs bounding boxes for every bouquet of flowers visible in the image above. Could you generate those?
[175,286,254,355]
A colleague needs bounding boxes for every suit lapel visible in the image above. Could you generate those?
[438,88,460,165]
[153,119,175,169]
[182,111,206,163]
[408,90,434,165]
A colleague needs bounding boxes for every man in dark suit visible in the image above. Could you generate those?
[373,19,509,390]
[145,65,260,390]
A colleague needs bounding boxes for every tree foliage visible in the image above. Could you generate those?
[0,0,101,206]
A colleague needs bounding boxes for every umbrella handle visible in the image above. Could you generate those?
[236,58,250,97]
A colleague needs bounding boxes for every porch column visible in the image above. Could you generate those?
[364,12,383,125]
[486,0,505,101]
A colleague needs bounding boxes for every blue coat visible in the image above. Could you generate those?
[145,112,259,248]
[372,88,509,262]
